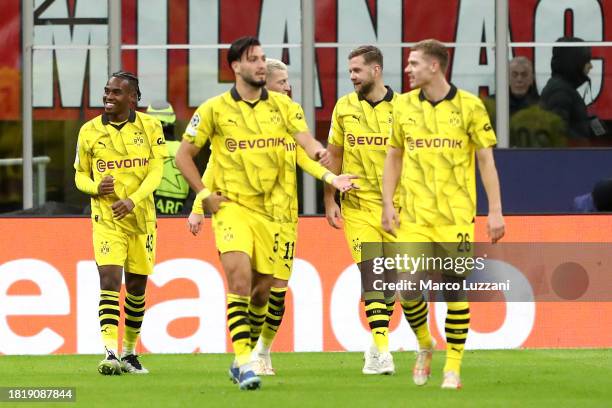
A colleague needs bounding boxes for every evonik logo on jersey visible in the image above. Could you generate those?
[224,137,286,152]
[346,134,388,147]
[406,136,463,151]
[96,158,149,172]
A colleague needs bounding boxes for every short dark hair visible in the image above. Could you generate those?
[348,45,383,68]
[111,71,141,101]
[227,36,261,66]
[412,39,449,73]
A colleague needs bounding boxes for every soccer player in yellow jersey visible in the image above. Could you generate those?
[175,37,355,390]
[246,58,341,375]
[74,72,168,375]
[382,39,505,389]
[324,45,415,376]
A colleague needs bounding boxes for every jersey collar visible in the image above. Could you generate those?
[357,85,394,107]
[418,84,458,107]
[101,109,136,125]
[230,85,269,108]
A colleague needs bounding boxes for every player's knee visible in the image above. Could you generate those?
[251,277,273,306]
[228,280,250,296]
[398,290,423,302]
[99,274,121,292]
[442,275,467,302]
[271,278,288,289]
[125,275,147,296]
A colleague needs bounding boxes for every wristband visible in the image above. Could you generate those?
[322,172,338,185]
[192,188,212,215]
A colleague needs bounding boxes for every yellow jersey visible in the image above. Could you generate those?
[183,87,309,222]
[74,110,167,234]
[328,87,398,212]
[199,134,328,224]
[389,85,497,226]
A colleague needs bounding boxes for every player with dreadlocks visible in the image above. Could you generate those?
[74,71,168,375]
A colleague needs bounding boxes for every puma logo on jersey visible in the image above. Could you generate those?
[374,330,386,337]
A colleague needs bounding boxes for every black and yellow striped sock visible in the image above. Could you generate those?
[364,291,390,353]
[99,290,120,355]
[123,291,145,356]
[227,293,252,366]
[385,296,396,317]
[248,302,267,349]
[260,287,287,350]
[401,296,433,350]
[444,301,470,374]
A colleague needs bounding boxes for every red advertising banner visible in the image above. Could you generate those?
[1,215,611,355]
[2,0,611,123]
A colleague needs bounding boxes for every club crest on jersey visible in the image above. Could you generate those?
[223,227,234,242]
[100,241,110,255]
[352,238,361,253]
[133,132,144,146]
[449,111,462,127]
[271,112,282,124]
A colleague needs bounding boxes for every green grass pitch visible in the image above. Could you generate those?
[1,350,611,407]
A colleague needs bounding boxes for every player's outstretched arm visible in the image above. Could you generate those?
[476,147,505,243]
[381,146,403,237]
[296,145,330,180]
[295,144,356,193]
[293,131,332,167]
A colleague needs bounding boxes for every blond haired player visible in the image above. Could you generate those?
[382,39,505,389]
[175,37,356,390]
[74,71,167,375]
